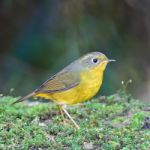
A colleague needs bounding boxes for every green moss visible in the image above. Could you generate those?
[0,91,150,149]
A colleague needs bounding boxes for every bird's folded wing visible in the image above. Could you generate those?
[35,69,80,93]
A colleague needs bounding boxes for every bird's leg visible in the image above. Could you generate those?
[57,105,65,123]
[61,104,80,129]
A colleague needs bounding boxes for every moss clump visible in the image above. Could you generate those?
[0,91,150,149]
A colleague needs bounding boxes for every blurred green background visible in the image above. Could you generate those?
[0,0,150,101]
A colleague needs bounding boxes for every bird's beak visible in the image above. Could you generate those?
[107,59,116,62]
[101,59,116,64]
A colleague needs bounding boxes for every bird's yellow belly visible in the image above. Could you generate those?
[36,71,103,105]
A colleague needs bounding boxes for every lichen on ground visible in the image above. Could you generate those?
[0,91,150,149]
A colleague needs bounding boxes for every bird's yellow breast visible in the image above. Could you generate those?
[36,68,104,105]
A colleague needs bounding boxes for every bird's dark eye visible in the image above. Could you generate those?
[92,58,98,63]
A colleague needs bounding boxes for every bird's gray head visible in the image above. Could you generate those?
[79,52,115,70]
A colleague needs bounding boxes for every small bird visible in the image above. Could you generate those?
[12,52,115,129]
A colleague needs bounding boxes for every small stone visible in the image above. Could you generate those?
[27,101,40,106]
[83,142,93,150]
[39,122,47,127]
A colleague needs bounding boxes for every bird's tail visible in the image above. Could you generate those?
[12,92,35,105]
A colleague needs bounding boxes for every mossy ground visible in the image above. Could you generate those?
[0,91,150,150]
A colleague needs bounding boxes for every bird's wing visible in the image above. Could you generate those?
[35,66,80,93]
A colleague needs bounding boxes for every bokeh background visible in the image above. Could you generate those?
[0,0,150,101]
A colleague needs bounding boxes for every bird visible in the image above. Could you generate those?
[12,52,115,129]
